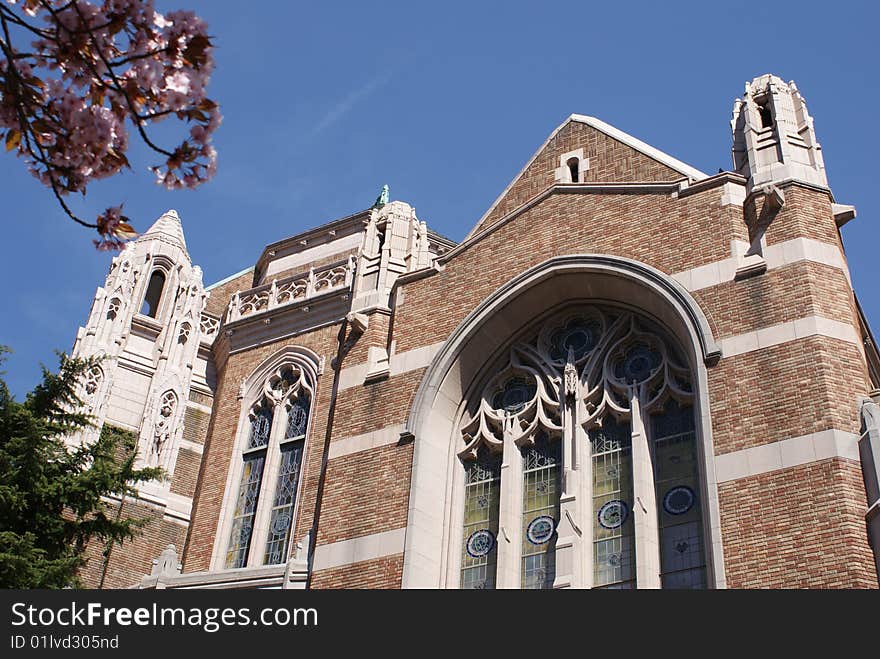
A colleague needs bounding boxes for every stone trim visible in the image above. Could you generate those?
[671,237,849,293]
[178,439,204,455]
[140,563,307,590]
[717,316,860,359]
[262,232,361,283]
[328,424,406,460]
[312,528,406,571]
[714,430,860,483]
[338,341,444,392]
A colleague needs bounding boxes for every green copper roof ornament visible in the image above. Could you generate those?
[372,184,389,210]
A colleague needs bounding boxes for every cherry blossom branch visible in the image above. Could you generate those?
[1,0,221,249]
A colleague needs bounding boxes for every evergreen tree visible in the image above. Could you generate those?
[0,347,163,588]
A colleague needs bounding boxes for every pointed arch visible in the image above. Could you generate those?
[211,344,323,571]
[401,253,725,589]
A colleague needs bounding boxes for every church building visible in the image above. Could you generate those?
[70,75,880,589]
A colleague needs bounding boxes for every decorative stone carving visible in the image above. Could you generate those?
[151,390,178,463]
[459,306,693,457]
[150,544,182,577]
[228,257,355,322]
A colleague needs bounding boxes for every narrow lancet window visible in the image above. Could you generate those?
[590,416,635,589]
[141,271,166,318]
[652,399,706,589]
[521,433,561,589]
[461,447,502,589]
[757,100,773,129]
[263,393,310,564]
[225,400,273,568]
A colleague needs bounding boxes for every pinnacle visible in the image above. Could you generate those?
[140,209,187,250]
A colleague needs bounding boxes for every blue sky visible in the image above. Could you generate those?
[1,1,878,398]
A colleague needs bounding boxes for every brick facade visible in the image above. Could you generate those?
[78,79,880,589]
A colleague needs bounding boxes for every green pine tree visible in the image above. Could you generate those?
[0,347,163,588]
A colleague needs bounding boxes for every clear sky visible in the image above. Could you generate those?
[1,1,878,398]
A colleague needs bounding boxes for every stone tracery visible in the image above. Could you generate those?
[459,306,694,453]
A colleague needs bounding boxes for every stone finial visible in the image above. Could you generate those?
[149,544,182,577]
[372,184,389,210]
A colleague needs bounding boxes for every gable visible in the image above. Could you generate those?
[468,116,706,237]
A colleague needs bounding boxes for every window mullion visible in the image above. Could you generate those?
[247,401,285,567]
[630,392,662,588]
[576,421,593,589]
[554,383,580,588]
[496,417,523,589]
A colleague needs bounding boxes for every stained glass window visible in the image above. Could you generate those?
[590,416,635,589]
[264,441,304,565]
[548,317,600,362]
[492,376,536,414]
[228,383,313,569]
[457,306,711,589]
[285,393,310,440]
[247,402,273,450]
[652,400,706,589]
[461,448,501,590]
[225,453,266,568]
[521,433,561,589]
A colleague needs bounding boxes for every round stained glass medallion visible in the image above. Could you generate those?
[272,513,291,535]
[663,486,695,515]
[466,529,496,558]
[550,320,598,361]
[617,344,661,383]
[526,516,556,545]
[597,500,629,529]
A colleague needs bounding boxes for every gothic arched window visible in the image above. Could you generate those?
[457,306,708,589]
[141,270,166,318]
[225,364,314,569]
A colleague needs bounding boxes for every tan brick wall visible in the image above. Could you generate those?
[396,186,741,354]
[331,371,423,441]
[310,554,403,589]
[170,448,202,498]
[182,405,210,445]
[342,310,391,367]
[316,444,413,545]
[719,458,877,588]
[204,270,254,317]
[709,337,868,455]
[78,498,187,589]
[692,261,857,340]
[746,184,843,249]
[476,120,686,233]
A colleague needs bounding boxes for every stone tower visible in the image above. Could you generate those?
[71,210,218,587]
[731,73,827,191]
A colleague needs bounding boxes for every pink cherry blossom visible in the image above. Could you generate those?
[1,0,221,248]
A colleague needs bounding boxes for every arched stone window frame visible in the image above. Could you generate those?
[402,254,726,589]
[210,346,322,572]
[137,256,175,322]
